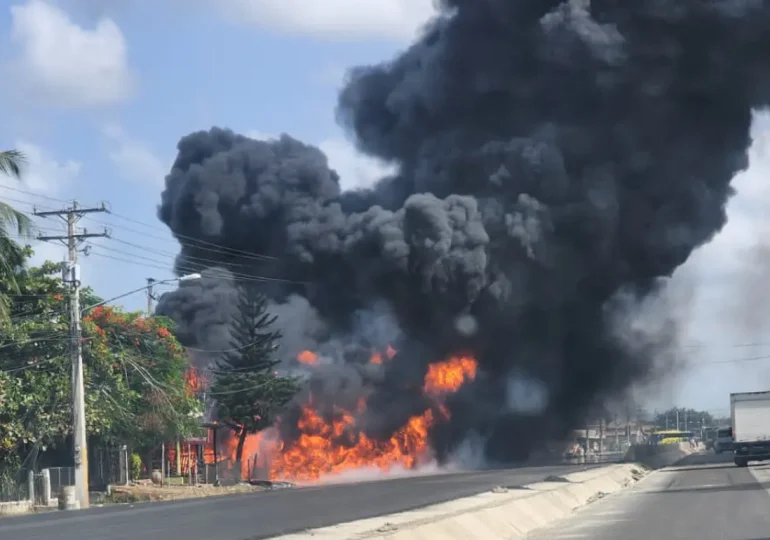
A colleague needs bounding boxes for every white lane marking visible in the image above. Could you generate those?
[571,519,630,528]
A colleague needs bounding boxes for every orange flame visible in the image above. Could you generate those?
[267,404,436,482]
[184,367,207,397]
[297,350,319,365]
[220,353,478,483]
[370,345,397,365]
[424,355,477,394]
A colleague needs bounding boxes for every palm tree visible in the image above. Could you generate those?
[0,150,25,179]
[0,150,35,323]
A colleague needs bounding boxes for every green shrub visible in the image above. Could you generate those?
[130,453,142,481]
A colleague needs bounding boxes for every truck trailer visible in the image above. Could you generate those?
[731,391,770,467]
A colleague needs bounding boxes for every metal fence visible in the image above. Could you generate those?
[0,468,70,505]
[0,468,31,502]
[90,445,122,490]
[47,467,74,494]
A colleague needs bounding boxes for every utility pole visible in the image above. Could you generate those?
[625,400,631,446]
[34,202,109,510]
[146,278,156,315]
[599,417,604,456]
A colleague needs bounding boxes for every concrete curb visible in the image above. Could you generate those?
[272,463,649,540]
[0,500,32,517]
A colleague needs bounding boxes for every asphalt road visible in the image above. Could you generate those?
[0,462,605,540]
[530,452,770,540]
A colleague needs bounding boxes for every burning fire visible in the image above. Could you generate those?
[184,366,207,397]
[369,345,397,365]
[297,346,397,367]
[297,350,318,365]
[226,351,478,483]
[424,356,477,394]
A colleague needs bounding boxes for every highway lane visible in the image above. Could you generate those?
[529,452,770,540]
[0,462,606,540]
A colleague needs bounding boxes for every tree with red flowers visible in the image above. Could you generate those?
[82,305,202,445]
[0,253,202,475]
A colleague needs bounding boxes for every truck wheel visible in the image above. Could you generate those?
[735,458,748,467]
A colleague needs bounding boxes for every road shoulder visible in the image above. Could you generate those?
[527,453,770,540]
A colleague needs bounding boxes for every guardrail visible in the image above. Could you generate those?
[562,451,626,465]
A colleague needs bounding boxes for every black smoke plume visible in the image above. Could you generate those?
[156,0,770,464]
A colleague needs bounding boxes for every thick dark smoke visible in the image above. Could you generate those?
[156,0,770,463]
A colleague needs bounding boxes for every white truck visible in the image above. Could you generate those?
[731,391,770,467]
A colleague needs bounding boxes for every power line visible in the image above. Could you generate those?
[107,210,277,261]
[85,242,305,284]
[0,184,278,263]
[682,341,770,349]
[700,354,770,365]
[4,194,302,286]
[0,184,74,205]
[110,236,258,271]
[0,355,70,374]
[2,185,305,287]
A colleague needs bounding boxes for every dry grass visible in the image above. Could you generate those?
[108,482,266,504]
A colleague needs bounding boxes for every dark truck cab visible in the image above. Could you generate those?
[731,391,770,467]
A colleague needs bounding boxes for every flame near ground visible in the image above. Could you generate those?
[223,351,478,484]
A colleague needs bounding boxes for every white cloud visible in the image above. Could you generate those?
[211,0,437,42]
[245,130,278,142]
[8,0,134,108]
[103,124,169,188]
[0,141,81,266]
[679,111,770,288]
[6,141,80,196]
[247,131,395,191]
[318,138,396,191]
[659,110,770,410]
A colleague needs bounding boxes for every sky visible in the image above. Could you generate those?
[0,0,768,416]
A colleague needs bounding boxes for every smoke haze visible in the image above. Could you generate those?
[156,0,770,463]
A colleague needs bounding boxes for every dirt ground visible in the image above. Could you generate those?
[108,482,266,503]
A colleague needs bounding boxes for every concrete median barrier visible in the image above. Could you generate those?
[271,463,649,540]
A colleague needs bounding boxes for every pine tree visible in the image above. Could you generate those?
[209,285,300,478]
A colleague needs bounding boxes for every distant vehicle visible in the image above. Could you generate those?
[731,391,770,467]
[713,427,733,454]
[703,427,718,450]
[648,430,692,445]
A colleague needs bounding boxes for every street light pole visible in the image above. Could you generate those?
[80,274,202,315]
